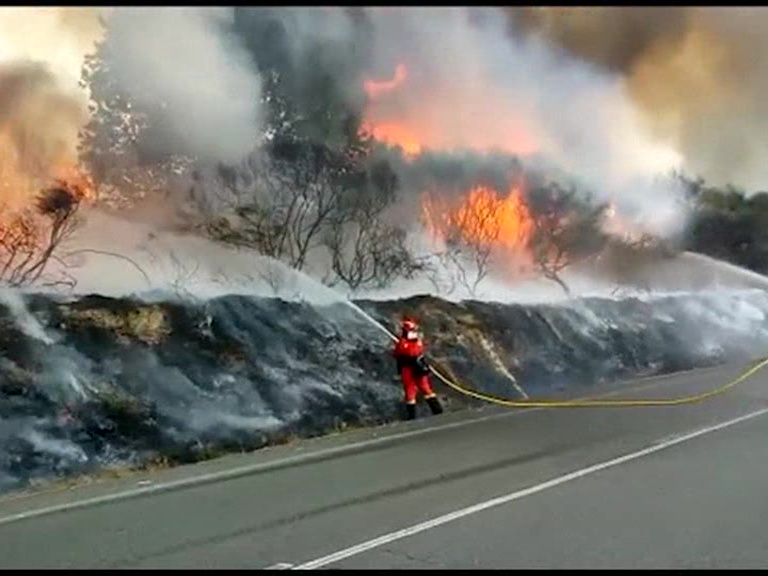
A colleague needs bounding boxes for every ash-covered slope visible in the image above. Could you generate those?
[2,288,768,493]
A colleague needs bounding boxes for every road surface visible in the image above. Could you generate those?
[1,361,768,569]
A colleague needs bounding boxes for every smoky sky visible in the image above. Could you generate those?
[505,7,768,191]
[219,7,688,236]
[77,7,693,237]
[99,7,264,166]
[0,62,86,208]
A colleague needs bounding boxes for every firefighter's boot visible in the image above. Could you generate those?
[426,396,443,415]
[405,403,417,420]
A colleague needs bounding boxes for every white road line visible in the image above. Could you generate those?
[0,363,745,526]
[264,562,294,570]
[291,406,768,570]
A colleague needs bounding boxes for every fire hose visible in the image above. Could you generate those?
[375,321,768,408]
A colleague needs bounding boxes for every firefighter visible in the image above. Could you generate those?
[393,317,444,420]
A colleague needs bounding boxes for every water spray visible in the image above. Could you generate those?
[337,292,768,409]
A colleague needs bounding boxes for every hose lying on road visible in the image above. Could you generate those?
[427,356,768,408]
[374,319,768,408]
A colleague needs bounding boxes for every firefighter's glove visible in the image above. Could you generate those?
[415,355,431,375]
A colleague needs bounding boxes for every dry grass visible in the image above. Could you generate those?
[60,305,171,345]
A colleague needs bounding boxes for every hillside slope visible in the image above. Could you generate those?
[1,288,767,492]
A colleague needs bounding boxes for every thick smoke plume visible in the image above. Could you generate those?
[0,63,85,210]
[0,7,753,298]
[364,8,681,182]
[0,7,264,215]
[98,8,264,165]
[507,7,768,191]
[0,8,100,211]
[0,8,686,226]
[0,7,101,92]
[243,7,685,236]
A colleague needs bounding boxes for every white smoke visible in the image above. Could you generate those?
[0,7,718,305]
[357,7,685,235]
[0,8,101,210]
[45,208,352,307]
[99,7,264,165]
[0,7,101,96]
[0,7,265,213]
[24,429,89,464]
[0,288,54,344]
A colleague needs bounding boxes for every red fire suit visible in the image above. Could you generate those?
[393,335,437,404]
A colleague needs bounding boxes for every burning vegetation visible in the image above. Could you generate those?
[419,179,616,295]
[421,185,535,295]
[0,7,660,298]
[0,7,764,299]
[0,180,86,288]
[0,50,97,290]
[361,63,423,157]
[360,60,539,159]
[422,185,534,256]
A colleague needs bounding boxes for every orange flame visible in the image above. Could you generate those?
[422,185,535,257]
[361,63,422,157]
[0,163,92,238]
[52,163,97,202]
[361,62,539,158]
[0,130,96,216]
[0,131,96,285]
[363,63,408,100]
[362,121,423,156]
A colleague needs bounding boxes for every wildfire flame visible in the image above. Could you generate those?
[422,184,535,258]
[0,138,97,216]
[361,62,539,158]
[361,63,421,156]
[0,130,96,286]
[52,163,97,202]
[363,121,424,156]
[363,63,407,100]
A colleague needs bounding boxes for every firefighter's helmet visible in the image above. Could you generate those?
[401,317,419,340]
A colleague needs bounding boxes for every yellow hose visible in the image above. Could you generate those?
[379,324,768,408]
[427,357,768,408]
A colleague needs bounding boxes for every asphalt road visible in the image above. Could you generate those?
[1,361,768,569]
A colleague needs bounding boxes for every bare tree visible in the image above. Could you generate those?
[444,235,497,299]
[135,240,202,299]
[207,139,422,292]
[262,264,284,296]
[324,224,417,292]
[527,182,608,296]
[421,251,459,296]
[322,160,421,292]
[167,251,201,299]
[0,181,84,288]
[208,141,361,272]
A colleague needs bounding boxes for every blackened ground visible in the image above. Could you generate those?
[0,288,767,493]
